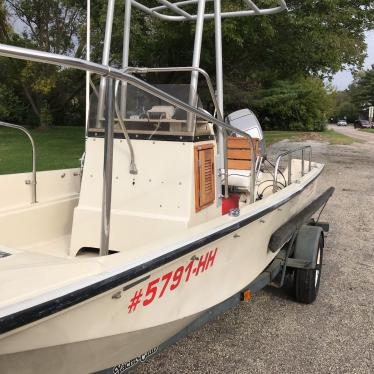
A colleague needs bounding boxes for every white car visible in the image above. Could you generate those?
[337,120,348,126]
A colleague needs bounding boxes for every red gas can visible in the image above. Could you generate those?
[222,194,240,215]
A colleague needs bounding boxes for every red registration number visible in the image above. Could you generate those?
[127,248,218,313]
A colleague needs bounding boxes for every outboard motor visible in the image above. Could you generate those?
[227,109,266,156]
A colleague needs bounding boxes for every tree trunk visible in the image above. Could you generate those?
[22,85,40,120]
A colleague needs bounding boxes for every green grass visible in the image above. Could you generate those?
[360,128,374,133]
[264,129,356,146]
[264,131,307,145]
[0,126,357,175]
[0,126,85,175]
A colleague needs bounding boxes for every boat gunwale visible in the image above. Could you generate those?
[0,164,324,335]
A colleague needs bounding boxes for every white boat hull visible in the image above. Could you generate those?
[0,168,321,373]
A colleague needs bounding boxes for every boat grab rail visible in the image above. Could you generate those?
[273,145,312,192]
[0,43,256,203]
[112,66,221,176]
[0,121,37,203]
[113,80,137,175]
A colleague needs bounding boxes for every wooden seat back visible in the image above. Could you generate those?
[227,136,260,170]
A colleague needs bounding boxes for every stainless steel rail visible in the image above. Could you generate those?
[124,65,229,198]
[0,121,37,203]
[0,44,257,203]
[0,43,258,259]
[100,78,114,256]
[114,80,137,175]
[273,145,312,192]
[131,0,287,21]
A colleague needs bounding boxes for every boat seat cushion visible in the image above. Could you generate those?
[222,169,262,190]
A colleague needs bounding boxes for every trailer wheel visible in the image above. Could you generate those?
[294,234,324,304]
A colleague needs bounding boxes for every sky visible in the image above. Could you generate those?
[332,30,374,91]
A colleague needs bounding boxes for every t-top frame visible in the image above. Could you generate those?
[131,0,288,21]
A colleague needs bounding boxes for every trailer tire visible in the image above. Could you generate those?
[294,233,324,304]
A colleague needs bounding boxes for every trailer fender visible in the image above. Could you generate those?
[293,225,324,269]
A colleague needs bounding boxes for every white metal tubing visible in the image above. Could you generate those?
[96,0,116,128]
[114,80,137,174]
[0,44,248,137]
[187,0,206,131]
[152,0,286,12]
[287,153,292,185]
[0,121,37,204]
[158,0,193,19]
[85,0,91,136]
[131,0,287,22]
[214,0,227,198]
[121,0,132,119]
[100,78,114,256]
[244,0,260,14]
[151,0,212,11]
[273,146,312,192]
[301,148,305,176]
[309,148,312,171]
[0,43,258,203]
[90,77,99,97]
[214,1,223,117]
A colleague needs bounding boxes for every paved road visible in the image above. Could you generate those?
[133,135,374,374]
[332,124,374,144]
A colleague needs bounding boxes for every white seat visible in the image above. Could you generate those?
[222,169,262,190]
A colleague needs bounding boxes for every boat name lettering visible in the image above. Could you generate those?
[127,248,218,313]
[112,346,158,374]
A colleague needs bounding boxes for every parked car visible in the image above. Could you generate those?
[337,120,348,126]
[354,119,372,129]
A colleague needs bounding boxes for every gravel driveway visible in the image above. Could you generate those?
[133,131,374,374]
[332,124,374,144]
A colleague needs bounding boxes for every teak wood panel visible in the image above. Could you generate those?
[194,144,215,212]
[227,149,251,160]
[228,159,251,170]
[227,136,259,170]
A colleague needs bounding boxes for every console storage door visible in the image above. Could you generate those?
[195,144,215,212]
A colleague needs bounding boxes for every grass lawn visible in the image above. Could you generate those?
[0,126,85,175]
[264,129,356,146]
[0,126,356,174]
[360,128,374,133]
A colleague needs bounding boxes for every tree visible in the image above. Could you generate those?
[2,0,374,129]
[3,0,86,127]
[248,77,331,131]
[0,83,25,122]
[329,90,359,123]
[0,1,9,42]
[98,0,374,129]
[350,66,374,111]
